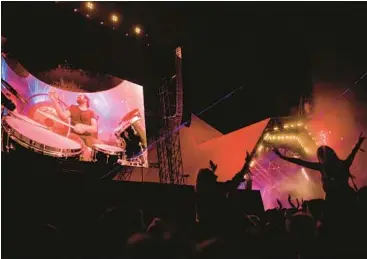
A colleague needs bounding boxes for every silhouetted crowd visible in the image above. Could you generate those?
[3,134,367,259]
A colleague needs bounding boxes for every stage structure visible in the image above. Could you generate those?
[246,116,321,209]
[156,47,185,184]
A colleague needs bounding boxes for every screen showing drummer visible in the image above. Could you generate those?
[49,90,102,160]
[1,55,148,167]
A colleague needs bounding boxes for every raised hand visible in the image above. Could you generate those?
[209,160,217,172]
[288,194,295,208]
[49,89,59,101]
[245,151,252,163]
[241,151,253,172]
[358,133,365,151]
[359,132,365,142]
[276,199,283,210]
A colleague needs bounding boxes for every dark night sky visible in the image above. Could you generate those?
[2,2,367,136]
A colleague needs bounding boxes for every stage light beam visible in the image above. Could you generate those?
[258,145,264,152]
[301,168,309,181]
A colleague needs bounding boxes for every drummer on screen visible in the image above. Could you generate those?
[49,90,101,160]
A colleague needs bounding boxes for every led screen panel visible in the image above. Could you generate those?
[1,57,148,167]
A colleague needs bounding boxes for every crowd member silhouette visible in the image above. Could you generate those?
[195,151,253,239]
[274,133,365,204]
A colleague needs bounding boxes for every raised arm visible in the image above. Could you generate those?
[230,151,253,188]
[345,133,365,167]
[49,90,70,121]
[274,148,321,171]
[85,118,98,135]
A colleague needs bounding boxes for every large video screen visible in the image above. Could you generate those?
[1,57,148,167]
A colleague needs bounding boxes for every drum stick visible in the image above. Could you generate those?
[36,109,75,129]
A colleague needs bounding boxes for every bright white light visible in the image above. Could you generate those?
[301,168,309,181]
[86,2,94,10]
[111,14,119,23]
[134,26,142,35]
[250,161,255,167]
[319,130,328,145]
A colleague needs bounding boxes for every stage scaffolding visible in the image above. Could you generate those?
[156,47,186,184]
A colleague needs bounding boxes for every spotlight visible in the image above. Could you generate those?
[274,127,279,131]
[86,2,94,10]
[74,8,78,12]
[111,14,119,23]
[134,26,142,35]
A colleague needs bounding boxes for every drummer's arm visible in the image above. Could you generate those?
[56,106,70,121]
[82,118,98,135]
[50,97,70,121]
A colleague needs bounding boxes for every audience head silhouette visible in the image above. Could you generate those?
[196,168,218,193]
[317,145,339,164]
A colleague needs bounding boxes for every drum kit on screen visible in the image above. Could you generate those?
[1,80,147,168]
